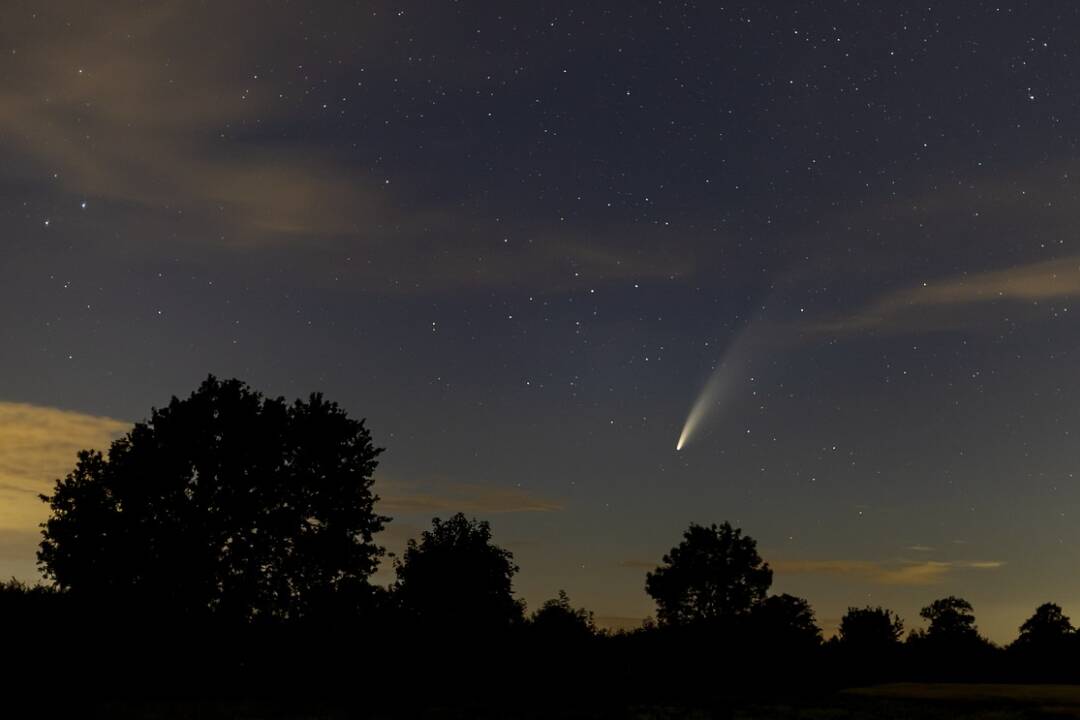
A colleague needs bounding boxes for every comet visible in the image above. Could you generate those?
[675,323,758,451]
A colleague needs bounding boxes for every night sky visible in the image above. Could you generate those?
[3,1,1080,642]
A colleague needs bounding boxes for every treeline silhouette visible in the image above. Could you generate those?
[0,377,1075,712]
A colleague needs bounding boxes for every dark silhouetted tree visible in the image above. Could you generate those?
[37,376,387,623]
[530,589,596,640]
[1008,602,1076,681]
[910,596,998,681]
[394,513,524,632]
[644,521,772,626]
[838,606,904,650]
[834,605,905,681]
[750,593,822,648]
[920,596,979,641]
[0,578,61,626]
[1016,602,1074,647]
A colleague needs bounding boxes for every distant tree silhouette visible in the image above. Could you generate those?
[530,589,596,640]
[750,593,822,648]
[1016,602,1074,646]
[920,596,979,641]
[833,606,905,681]
[909,596,998,681]
[1006,602,1077,682]
[37,376,387,623]
[838,606,904,650]
[0,578,61,624]
[394,513,524,632]
[645,522,772,626]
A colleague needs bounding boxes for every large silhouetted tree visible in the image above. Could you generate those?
[394,513,524,632]
[38,376,387,622]
[838,606,904,650]
[644,522,772,626]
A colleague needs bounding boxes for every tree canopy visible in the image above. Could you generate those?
[37,376,387,623]
[394,513,524,632]
[750,593,822,648]
[920,596,979,642]
[838,606,904,649]
[644,521,772,626]
[1016,602,1074,647]
[530,589,596,640]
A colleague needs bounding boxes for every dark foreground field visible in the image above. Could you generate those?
[737,683,1080,719]
[89,684,1080,720]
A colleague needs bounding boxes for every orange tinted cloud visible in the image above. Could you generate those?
[0,402,128,579]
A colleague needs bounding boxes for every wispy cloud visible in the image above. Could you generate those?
[0,3,394,242]
[772,558,1004,586]
[0,2,694,293]
[815,256,1080,334]
[0,402,128,532]
[376,479,563,515]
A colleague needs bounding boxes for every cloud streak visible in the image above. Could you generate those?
[772,558,1004,586]
[816,256,1080,334]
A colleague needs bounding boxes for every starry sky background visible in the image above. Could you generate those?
[3,0,1080,642]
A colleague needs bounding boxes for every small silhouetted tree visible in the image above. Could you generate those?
[750,593,822,648]
[1016,602,1074,647]
[835,606,905,681]
[645,522,772,626]
[38,376,387,623]
[1009,602,1076,681]
[530,589,596,640]
[394,513,524,633]
[913,596,997,680]
[838,606,904,650]
[920,596,978,641]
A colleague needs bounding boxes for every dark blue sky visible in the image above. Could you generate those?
[3,0,1080,640]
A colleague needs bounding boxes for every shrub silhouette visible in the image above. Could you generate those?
[750,592,822,649]
[37,376,387,624]
[0,578,62,628]
[530,589,597,641]
[644,521,771,626]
